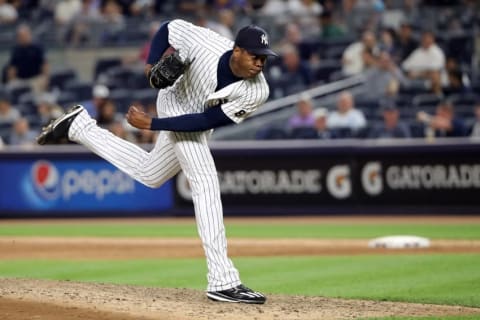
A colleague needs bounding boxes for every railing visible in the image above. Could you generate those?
[211,74,366,140]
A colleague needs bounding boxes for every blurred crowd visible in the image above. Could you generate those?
[0,0,479,147]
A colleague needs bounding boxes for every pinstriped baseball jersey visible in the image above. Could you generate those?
[157,19,270,123]
[64,18,275,296]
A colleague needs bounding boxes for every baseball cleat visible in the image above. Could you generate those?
[36,104,84,145]
[206,284,266,304]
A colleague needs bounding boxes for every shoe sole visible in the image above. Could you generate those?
[37,105,84,145]
[206,292,266,304]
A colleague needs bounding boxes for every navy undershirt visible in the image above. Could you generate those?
[148,23,239,131]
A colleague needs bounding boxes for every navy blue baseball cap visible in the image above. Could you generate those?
[234,25,278,57]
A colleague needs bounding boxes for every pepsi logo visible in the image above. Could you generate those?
[31,160,60,200]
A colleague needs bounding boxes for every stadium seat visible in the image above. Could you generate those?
[289,127,318,139]
[255,126,288,140]
[412,94,442,107]
[64,81,93,101]
[49,68,78,91]
[94,58,122,80]
[7,84,31,105]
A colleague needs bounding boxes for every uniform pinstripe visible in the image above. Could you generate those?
[68,19,270,292]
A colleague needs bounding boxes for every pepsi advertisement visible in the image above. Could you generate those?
[0,158,173,215]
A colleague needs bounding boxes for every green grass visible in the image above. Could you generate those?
[0,223,479,239]
[1,254,479,308]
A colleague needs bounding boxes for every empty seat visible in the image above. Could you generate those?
[49,68,78,91]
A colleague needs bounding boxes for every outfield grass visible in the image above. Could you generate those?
[1,254,479,308]
[0,222,479,239]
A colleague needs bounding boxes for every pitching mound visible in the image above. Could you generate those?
[1,278,479,320]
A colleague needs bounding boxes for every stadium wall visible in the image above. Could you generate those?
[1,139,480,218]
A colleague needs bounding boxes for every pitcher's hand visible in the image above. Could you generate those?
[126,106,152,130]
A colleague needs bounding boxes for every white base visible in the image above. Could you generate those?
[368,235,430,249]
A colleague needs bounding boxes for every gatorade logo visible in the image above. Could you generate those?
[361,162,383,196]
[326,165,351,199]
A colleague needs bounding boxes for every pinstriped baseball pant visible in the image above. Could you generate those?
[69,109,241,291]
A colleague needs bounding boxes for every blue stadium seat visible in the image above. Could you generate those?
[255,126,288,140]
[64,81,93,101]
[49,68,78,91]
[289,127,318,139]
[94,58,122,80]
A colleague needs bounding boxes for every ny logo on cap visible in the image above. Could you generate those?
[260,34,268,46]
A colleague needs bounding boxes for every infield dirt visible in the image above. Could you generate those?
[1,216,479,320]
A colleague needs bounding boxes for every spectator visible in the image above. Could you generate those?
[342,30,379,76]
[401,30,446,95]
[416,100,468,138]
[362,51,406,99]
[65,0,102,46]
[99,0,126,44]
[0,0,18,24]
[313,107,334,139]
[9,117,38,146]
[96,100,123,129]
[394,21,418,63]
[319,10,345,40]
[0,96,20,125]
[81,84,110,119]
[258,0,289,25]
[368,103,411,138]
[441,56,464,93]
[287,0,323,37]
[327,91,367,132]
[470,102,480,137]
[6,24,49,96]
[123,20,161,65]
[277,43,314,95]
[287,93,315,130]
[379,28,397,56]
[35,92,64,128]
[54,0,82,26]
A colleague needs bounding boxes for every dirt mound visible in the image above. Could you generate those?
[1,279,479,320]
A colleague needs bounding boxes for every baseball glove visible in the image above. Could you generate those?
[148,48,188,89]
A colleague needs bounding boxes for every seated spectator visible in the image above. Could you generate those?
[96,100,123,129]
[401,30,446,95]
[469,102,480,137]
[327,91,367,132]
[362,51,406,99]
[5,24,49,96]
[0,0,18,24]
[35,92,64,128]
[368,103,411,139]
[0,96,20,125]
[54,0,81,26]
[441,56,464,93]
[81,84,110,119]
[379,28,397,57]
[288,0,323,37]
[342,30,379,76]
[416,100,468,138]
[9,117,38,146]
[271,43,314,95]
[286,93,315,130]
[394,22,418,63]
[313,107,334,139]
[319,10,345,40]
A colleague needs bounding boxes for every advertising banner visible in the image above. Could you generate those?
[174,141,480,212]
[0,158,173,213]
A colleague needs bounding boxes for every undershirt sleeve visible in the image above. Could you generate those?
[149,106,234,132]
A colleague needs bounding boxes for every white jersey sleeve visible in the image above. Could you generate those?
[221,75,270,124]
